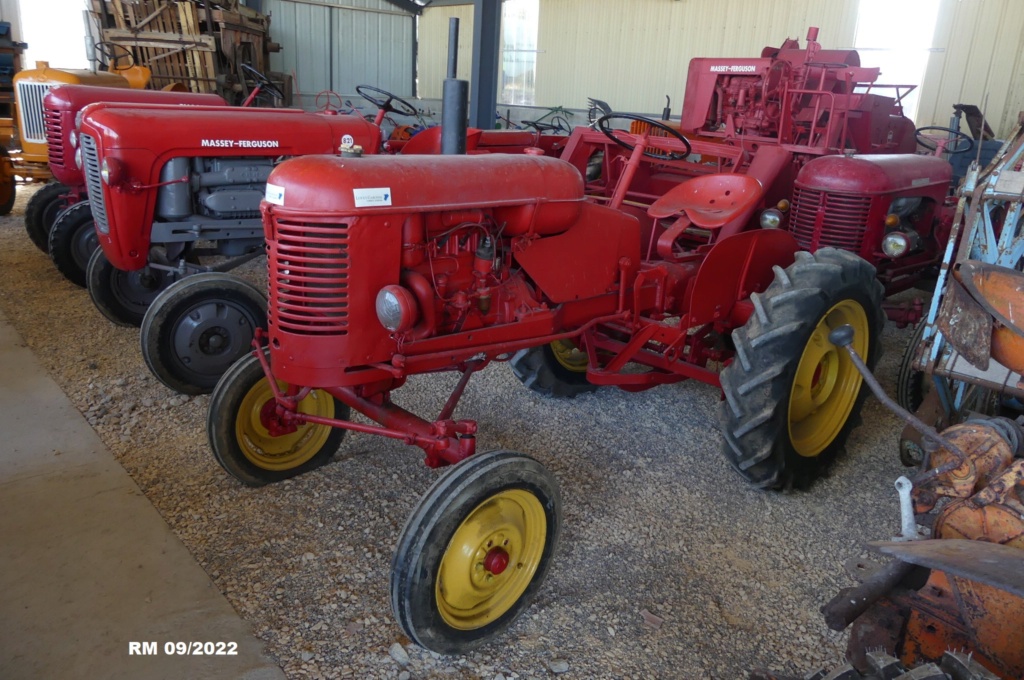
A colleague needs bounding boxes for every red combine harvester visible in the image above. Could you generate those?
[29,85,226,267]
[199,28,968,653]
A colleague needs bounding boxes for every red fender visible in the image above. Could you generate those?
[686,229,798,327]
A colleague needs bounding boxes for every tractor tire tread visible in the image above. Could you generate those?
[25,183,71,252]
[510,345,597,399]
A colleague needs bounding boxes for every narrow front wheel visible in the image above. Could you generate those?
[391,450,561,654]
[87,248,178,326]
[207,351,349,486]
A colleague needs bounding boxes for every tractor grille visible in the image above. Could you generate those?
[269,219,350,336]
[44,105,63,168]
[789,187,871,252]
[79,134,110,235]
[17,81,55,144]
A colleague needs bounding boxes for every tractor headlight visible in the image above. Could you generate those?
[881,231,920,258]
[74,147,82,169]
[760,208,784,229]
[100,158,124,186]
[375,285,419,333]
[69,130,78,149]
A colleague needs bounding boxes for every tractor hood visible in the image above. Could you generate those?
[262,154,585,215]
[795,154,953,194]
[79,104,381,157]
[45,84,225,113]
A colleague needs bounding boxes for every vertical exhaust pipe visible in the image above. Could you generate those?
[441,17,469,155]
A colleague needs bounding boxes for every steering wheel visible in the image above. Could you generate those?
[356,85,418,117]
[522,115,572,134]
[240,63,285,102]
[915,126,974,155]
[761,60,791,121]
[596,113,692,161]
[315,90,346,113]
[94,41,135,69]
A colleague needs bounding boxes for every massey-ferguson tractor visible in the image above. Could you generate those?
[26,84,226,256]
[195,28,969,653]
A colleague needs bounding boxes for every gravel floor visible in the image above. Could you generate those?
[1,185,920,679]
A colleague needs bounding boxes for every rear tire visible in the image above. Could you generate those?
[896,322,927,413]
[26,183,74,252]
[391,450,561,654]
[510,340,598,399]
[207,351,348,486]
[87,248,178,327]
[140,273,267,395]
[48,201,98,287]
[719,248,884,490]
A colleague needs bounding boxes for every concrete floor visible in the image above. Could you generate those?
[0,308,285,680]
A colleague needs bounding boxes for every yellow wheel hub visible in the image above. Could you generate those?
[235,378,336,471]
[435,489,546,630]
[788,299,868,458]
[550,339,588,373]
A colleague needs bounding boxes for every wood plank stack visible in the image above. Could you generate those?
[88,0,285,104]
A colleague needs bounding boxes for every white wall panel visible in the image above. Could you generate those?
[418,3,474,98]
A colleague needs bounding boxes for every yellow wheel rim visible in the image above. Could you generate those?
[435,489,547,630]
[550,340,588,373]
[235,378,336,471]
[788,299,869,458]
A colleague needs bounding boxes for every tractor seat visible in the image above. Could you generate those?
[647,174,763,228]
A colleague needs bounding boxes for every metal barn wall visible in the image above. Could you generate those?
[418,3,475,98]
[419,0,858,112]
[264,0,414,110]
[916,0,1024,138]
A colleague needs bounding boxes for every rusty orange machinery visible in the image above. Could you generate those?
[833,417,1024,678]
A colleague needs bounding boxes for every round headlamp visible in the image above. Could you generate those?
[69,129,78,149]
[760,208,784,229]
[882,231,910,258]
[375,285,419,333]
[74,147,83,169]
[100,157,124,186]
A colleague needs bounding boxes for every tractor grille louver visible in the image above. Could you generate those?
[269,219,350,336]
[17,81,55,144]
[789,187,871,252]
[79,134,110,234]
[44,106,63,168]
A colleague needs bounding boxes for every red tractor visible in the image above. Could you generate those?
[197,28,967,653]
[27,84,225,262]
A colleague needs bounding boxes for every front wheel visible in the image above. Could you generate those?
[719,248,884,489]
[26,183,74,252]
[207,351,349,486]
[140,273,267,395]
[391,450,561,654]
[48,201,98,287]
[510,340,598,399]
[86,248,178,326]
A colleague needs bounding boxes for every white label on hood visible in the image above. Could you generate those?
[265,183,285,206]
[353,187,392,207]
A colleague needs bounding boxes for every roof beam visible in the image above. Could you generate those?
[381,0,425,15]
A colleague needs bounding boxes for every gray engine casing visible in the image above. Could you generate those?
[155,157,275,221]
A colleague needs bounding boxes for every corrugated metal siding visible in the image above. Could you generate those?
[419,4,475,98]
[917,0,1024,138]
[265,0,414,109]
[535,0,859,112]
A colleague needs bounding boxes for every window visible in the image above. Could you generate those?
[500,0,539,106]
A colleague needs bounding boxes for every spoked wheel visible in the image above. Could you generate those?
[510,339,598,399]
[140,273,267,395]
[391,450,562,654]
[86,248,178,326]
[207,351,349,486]
[719,248,885,490]
[48,201,98,287]
[26,183,74,252]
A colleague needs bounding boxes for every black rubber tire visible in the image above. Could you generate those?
[86,248,178,327]
[510,343,598,399]
[391,450,562,655]
[719,248,885,490]
[140,273,267,395]
[896,322,927,413]
[26,183,73,253]
[0,147,15,217]
[207,351,349,486]
[47,201,98,287]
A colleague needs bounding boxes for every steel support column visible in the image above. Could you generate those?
[469,0,500,130]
